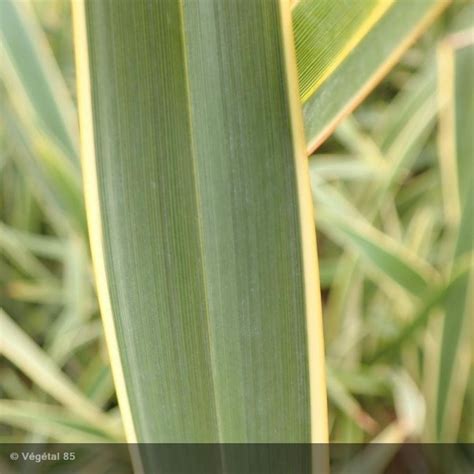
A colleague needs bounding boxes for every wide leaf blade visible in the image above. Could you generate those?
[73,0,326,451]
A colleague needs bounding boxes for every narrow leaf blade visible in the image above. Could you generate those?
[297,0,447,152]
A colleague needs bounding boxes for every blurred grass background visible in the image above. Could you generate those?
[0,0,472,448]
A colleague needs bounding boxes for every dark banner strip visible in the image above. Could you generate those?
[0,443,472,473]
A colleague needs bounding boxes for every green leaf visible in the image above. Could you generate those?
[2,102,86,235]
[0,308,120,440]
[309,155,379,181]
[329,367,389,398]
[73,0,326,452]
[370,262,472,362]
[0,226,65,260]
[0,0,85,236]
[0,221,56,281]
[0,400,116,443]
[293,0,390,102]
[318,209,436,296]
[0,0,78,160]
[297,0,446,152]
[311,178,438,296]
[435,29,474,441]
[318,61,439,334]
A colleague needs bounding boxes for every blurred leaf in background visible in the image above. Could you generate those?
[1,0,117,445]
[311,3,473,445]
